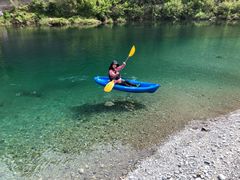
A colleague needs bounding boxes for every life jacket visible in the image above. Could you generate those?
[109,69,121,81]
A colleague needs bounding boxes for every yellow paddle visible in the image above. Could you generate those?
[104,45,136,93]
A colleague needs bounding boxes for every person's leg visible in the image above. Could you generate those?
[118,79,139,87]
[117,80,130,86]
[125,80,138,87]
[120,80,139,87]
[118,81,131,86]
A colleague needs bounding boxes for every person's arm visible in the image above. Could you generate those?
[116,62,126,71]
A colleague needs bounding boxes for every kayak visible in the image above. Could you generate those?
[94,76,160,93]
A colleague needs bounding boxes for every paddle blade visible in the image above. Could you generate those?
[128,45,135,57]
[104,80,115,92]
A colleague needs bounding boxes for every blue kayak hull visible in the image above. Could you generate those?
[94,76,160,93]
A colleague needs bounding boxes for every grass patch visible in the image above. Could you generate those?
[68,17,101,26]
[39,17,70,26]
[39,16,101,27]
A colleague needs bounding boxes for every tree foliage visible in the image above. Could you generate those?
[17,0,240,21]
[2,0,240,26]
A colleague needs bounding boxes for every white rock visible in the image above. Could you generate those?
[78,168,84,174]
[104,101,115,107]
[218,174,226,180]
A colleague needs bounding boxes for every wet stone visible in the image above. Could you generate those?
[201,127,210,132]
[78,168,84,174]
[204,161,210,165]
[104,101,115,107]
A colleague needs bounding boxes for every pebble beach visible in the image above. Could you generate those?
[126,110,240,180]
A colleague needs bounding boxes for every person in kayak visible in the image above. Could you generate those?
[108,60,138,87]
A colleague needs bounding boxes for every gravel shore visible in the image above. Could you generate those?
[126,110,240,180]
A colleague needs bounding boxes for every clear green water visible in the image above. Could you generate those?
[0,23,240,177]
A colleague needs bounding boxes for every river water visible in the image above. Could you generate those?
[0,23,240,179]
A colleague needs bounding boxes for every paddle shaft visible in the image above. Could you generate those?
[124,56,130,64]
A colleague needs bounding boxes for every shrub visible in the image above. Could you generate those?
[39,17,70,26]
[29,0,48,14]
[46,1,58,16]
[93,0,112,21]
[195,11,212,20]
[125,4,144,21]
[3,12,12,20]
[76,0,95,17]
[54,0,78,17]
[10,11,40,26]
[152,5,163,20]
[162,0,184,20]
[110,3,127,21]
[115,17,126,24]
[216,1,234,19]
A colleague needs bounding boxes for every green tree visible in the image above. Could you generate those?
[162,0,184,19]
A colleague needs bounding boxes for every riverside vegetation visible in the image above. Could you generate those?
[0,0,240,27]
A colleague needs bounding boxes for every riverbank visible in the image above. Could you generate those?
[126,109,240,180]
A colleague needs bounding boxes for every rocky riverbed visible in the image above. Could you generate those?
[126,110,240,180]
[1,109,240,179]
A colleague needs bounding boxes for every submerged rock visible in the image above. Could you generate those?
[15,90,42,98]
[112,118,118,122]
[15,92,21,97]
[104,101,115,107]
[216,55,223,59]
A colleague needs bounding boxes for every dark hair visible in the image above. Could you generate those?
[108,61,119,71]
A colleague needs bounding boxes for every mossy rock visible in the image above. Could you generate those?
[39,17,70,27]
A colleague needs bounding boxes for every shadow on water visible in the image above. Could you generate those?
[70,99,146,119]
